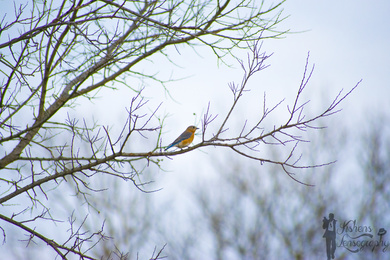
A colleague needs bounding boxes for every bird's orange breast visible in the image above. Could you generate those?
[177,134,195,148]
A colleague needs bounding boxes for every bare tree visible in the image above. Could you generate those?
[0,0,359,259]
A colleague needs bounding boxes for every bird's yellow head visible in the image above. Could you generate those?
[186,126,198,133]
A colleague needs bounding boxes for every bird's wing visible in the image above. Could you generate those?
[171,131,192,145]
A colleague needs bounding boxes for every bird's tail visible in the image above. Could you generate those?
[165,144,173,151]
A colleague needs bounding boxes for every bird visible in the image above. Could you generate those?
[165,125,198,150]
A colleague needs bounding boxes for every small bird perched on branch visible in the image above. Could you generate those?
[165,125,198,150]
